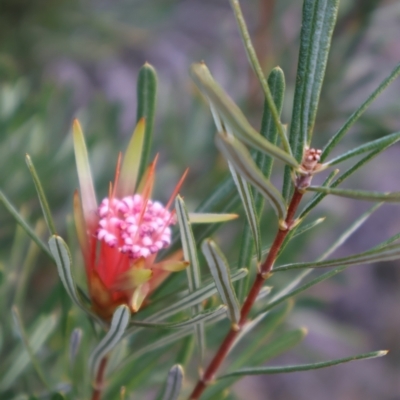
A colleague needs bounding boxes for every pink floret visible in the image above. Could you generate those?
[96,194,174,260]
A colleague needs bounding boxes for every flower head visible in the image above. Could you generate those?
[73,119,187,319]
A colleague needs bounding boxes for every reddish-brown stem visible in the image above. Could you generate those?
[91,356,108,400]
[188,188,304,400]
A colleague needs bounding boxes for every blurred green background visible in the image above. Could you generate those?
[1,0,400,399]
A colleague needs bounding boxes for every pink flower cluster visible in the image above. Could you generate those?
[97,194,175,260]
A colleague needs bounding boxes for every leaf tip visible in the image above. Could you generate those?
[72,118,83,134]
[300,327,308,336]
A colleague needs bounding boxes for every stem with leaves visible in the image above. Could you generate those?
[188,187,304,399]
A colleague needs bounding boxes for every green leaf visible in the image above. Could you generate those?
[175,196,201,295]
[237,67,286,301]
[118,118,145,196]
[319,203,382,260]
[229,0,290,154]
[258,66,286,179]
[281,201,378,292]
[201,239,241,327]
[50,394,65,400]
[145,269,247,323]
[118,304,233,373]
[175,195,205,364]
[261,266,346,314]
[218,350,387,378]
[321,63,400,161]
[190,62,299,169]
[25,155,56,235]
[11,307,52,390]
[231,301,293,355]
[250,328,307,366]
[72,120,97,219]
[0,313,58,391]
[204,327,306,399]
[291,0,340,151]
[129,306,227,330]
[160,364,184,400]
[284,0,340,199]
[292,217,326,240]
[236,226,254,304]
[269,203,382,311]
[0,190,52,260]
[324,131,400,166]
[229,165,262,262]
[48,235,103,325]
[274,243,400,272]
[89,305,131,380]
[195,176,236,213]
[306,186,400,203]
[188,213,238,224]
[69,328,83,366]
[256,67,286,179]
[136,63,157,183]
[216,133,287,220]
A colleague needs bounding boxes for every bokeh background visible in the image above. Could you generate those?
[1,0,400,399]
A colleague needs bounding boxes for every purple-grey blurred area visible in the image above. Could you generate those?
[2,0,400,399]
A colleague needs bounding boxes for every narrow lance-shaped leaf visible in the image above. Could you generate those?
[136,63,157,183]
[129,306,227,330]
[229,164,262,262]
[229,0,290,154]
[274,242,400,272]
[114,302,230,381]
[11,307,51,391]
[218,351,387,379]
[250,328,307,366]
[257,67,286,179]
[216,132,287,221]
[0,190,52,260]
[188,212,238,224]
[175,196,201,297]
[306,186,400,203]
[267,203,382,312]
[237,66,286,301]
[175,196,205,363]
[145,268,248,323]
[120,330,192,367]
[72,119,97,219]
[69,328,83,366]
[25,155,56,235]
[290,0,340,153]
[195,175,236,213]
[321,63,400,161]
[160,365,184,400]
[319,203,382,260]
[324,131,400,166]
[89,305,131,381]
[0,314,58,391]
[283,0,340,199]
[204,327,306,399]
[231,300,293,354]
[190,62,299,169]
[118,118,145,196]
[48,235,104,326]
[260,266,346,314]
[202,239,241,328]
